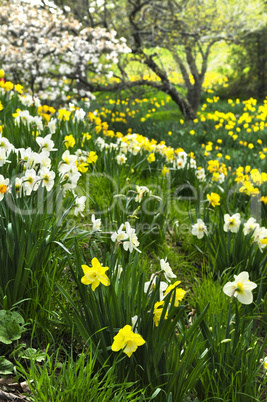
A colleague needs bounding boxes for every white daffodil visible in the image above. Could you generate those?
[253,226,267,252]
[36,134,57,152]
[60,163,81,191]
[192,219,208,239]
[116,153,127,165]
[47,118,57,134]
[91,214,101,231]
[22,169,40,195]
[14,110,34,127]
[15,177,23,198]
[0,175,9,201]
[74,108,86,122]
[243,217,259,236]
[177,151,187,161]
[95,137,106,150]
[123,221,141,253]
[189,158,197,169]
[33,115,44,131]
[119,142,128,154]
[74,196,86,217]
[218,173,225,184]
[18,147,33,169]
[38,150,52,169]
[176,157,186,170]
[160,258,177,282]
[223,213,241,233]
[131,315,139,332]
[0,148,7,167]
[19,94,34,107]
[223,271,257,305]
[117,264,123,278]
[195,168,206,182]
[111,224,128,243]
[144,274,168,300]
[0,136,14,154]
[135,185,150,203]
[39,167,55,192]
[60,150,77,167]
[262,357,267,373]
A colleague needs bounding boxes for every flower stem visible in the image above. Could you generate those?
[225,297,233,339]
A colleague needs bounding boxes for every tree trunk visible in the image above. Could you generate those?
[167,85,196,120]
[186,82,202,117]
[142,53,196,119]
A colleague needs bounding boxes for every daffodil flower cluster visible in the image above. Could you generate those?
[111,221,141,253]
[191,212,267,254]
[0,112,89,218]
[153,281,186,327]
[94,130,204,177]
[144,257,176,299]
[223,213,267,252]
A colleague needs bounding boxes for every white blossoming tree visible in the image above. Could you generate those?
[0,0,130,103]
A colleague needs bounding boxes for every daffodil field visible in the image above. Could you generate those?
[1,39,267,401]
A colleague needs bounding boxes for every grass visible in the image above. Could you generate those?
[17,347,145,401]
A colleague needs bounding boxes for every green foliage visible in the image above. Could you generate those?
[0,186,74,319]
[223,29,267,100]
[0,309,45,375]
[190,275,230,324]
[0,356,14,375]
[57,242,209,400]
[17,347,144,401]
[203,213,267,284]
[0,310,25,344]
[196,300,267,401]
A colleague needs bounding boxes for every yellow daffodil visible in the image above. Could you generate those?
[77,162,89,173]
[111,325,145,357]
[153,301,168,327]
[162,165,170,177]
[64,134,76,149]
[147,153,155,163]
[87,151,98,164]
[1,81,13,91]
[207,192,220,207]
[81,258,110,291]
[260,196,267,204]
[58,108,71,121]
[15,84,23,94]
[164,281,186,307]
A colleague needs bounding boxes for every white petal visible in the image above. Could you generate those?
[243,281,257,291]
[237,290,253,305]
[223,282,235,297]
[235,271,249,283]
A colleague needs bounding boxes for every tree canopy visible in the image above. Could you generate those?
[1,0,266,117]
